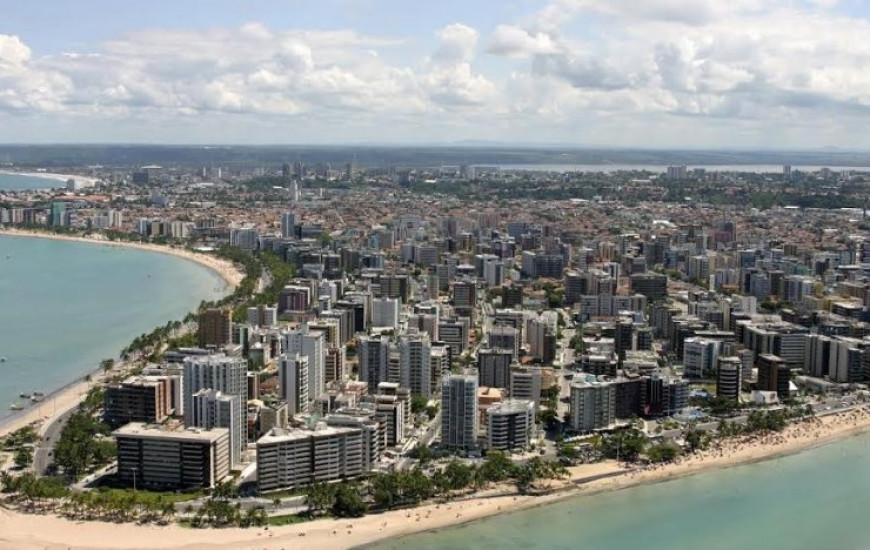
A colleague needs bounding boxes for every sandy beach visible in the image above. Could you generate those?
[0,229,243,439]
[2,409,869,550]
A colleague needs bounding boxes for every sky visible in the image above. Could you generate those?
[2,0,870,148]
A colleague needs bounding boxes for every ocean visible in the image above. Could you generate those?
[0,173,64,190]
[370,431,870,550]
[0,234,227,421]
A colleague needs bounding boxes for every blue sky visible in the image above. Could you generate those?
[2,0,870,147]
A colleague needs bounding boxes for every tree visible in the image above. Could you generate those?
[600,429,648,462]
[413,443,434,465]
[331,484,367,518]
[647,442,681,463]
[475,451,516,488]
[411,395,429,415]
[684,429,711,453]
[442,460,474,492]
[14,447,33,469]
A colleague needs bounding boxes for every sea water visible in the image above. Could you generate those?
[370,431,870,550]
[0,234,226,420]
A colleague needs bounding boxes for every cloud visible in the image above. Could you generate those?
[0,2,869,147]
[488,25,559,57]
[432,23,479,64]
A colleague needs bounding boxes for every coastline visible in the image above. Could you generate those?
[0,229,243,439]
[0,169,100,188]
[0,228,243,290]
[2,409,870,550]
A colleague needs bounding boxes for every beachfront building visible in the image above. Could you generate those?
[486,399,535,452]
[256,423,366,492]
[114,423,231,490]
[103,376,172,428]
[716,357,743,402]
[570,379,616,433]
[440,372,479,452]
[183,354,248,465]
[757,354,791,399]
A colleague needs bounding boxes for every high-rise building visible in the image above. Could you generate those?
[358,335,391,391]
[629,272,668,300]
[283,325,326,402]
[246,305,277,328]
[683,338,720,378]
[281,211,296,238]
[441,373,479,451]
[486,399,535,452]
[716,357,742,402]
[189,389,243,467]
[279,354,309,414]
[399,333,433,397]
[197,308,233,348]
[183,355,247,464]
[488,326,520,361]
[757,354,790,398]
[372,297,400,329]
[570,379,615,433]
[477,349,513,389]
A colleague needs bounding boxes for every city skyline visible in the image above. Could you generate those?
[2,0,870,148]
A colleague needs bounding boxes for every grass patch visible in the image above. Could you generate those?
[95,487,205,504]
[267,513,314,526]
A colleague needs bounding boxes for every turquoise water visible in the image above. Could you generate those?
[0,235,226,420]
[0,173,61,190]
[371,432,870,550]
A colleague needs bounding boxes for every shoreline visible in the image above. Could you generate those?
[0,228,243,290]
[2,410,870,549]
[0,169,100,188]
[0,229,243,439]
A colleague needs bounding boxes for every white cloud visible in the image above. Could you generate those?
[1,2,869,146]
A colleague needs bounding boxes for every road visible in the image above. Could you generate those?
[33,403,77,474]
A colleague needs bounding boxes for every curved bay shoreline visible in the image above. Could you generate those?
[0,229,243,439]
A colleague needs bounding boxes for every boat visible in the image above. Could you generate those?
[19,393,31,399]
[30,395,43,403]
[9,403,24,411]
[0,356,7,362]
[32,391,44,397]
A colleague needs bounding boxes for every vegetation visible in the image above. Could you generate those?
[646,441,681,464]
[53,391,115,480]
[190,481,268,528]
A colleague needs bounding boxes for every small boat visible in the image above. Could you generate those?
[19,393,31,399]
[30,395,43,403]
[32,391,44,397]
[9,403,24,411]
[0,357,7,362]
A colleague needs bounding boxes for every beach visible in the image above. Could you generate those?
[0,229,243,439]
[2,409,869,550]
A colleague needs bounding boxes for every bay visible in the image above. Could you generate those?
[0,235,226,420]
[0,173,63,190]
[371,431,870,550]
